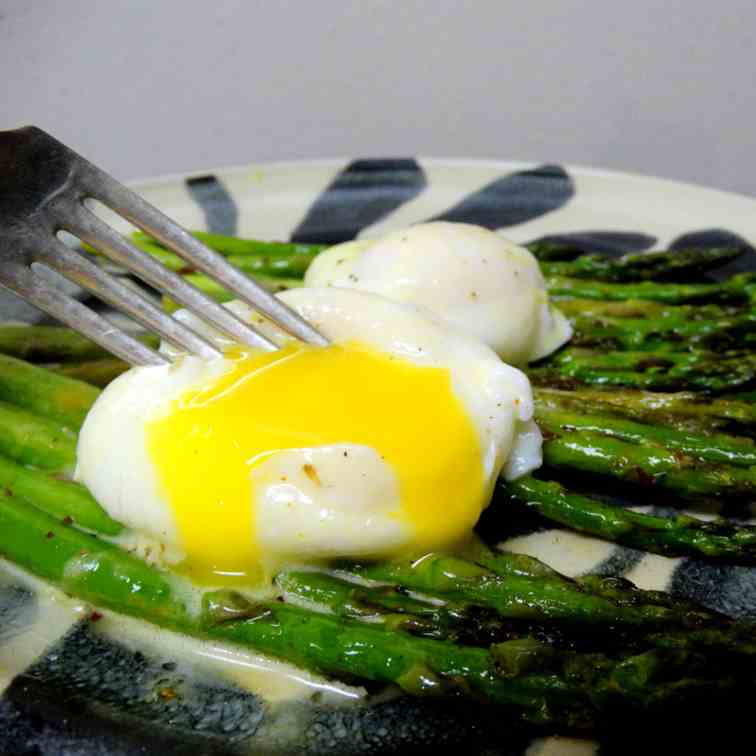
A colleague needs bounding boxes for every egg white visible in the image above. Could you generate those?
[76,288,541,568]
[304,221,572,365]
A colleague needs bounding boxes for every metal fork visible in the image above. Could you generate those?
[0,126,328,365]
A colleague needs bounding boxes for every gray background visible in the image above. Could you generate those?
[2,1,754,194]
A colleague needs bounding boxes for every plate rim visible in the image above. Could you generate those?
[127,155,756,212]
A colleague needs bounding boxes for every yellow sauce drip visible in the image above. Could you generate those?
[147,341,484,583]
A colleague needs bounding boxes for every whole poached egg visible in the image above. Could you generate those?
[76,288,541,584]
[304,221,572,365]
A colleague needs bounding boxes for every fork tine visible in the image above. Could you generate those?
[62,203,277,352]
[0,261,167,366]
[79,168,329,347]
[36,237,223,361]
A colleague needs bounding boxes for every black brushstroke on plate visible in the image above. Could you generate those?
[476,493,552,540]
[526,230,657,258]
[669,560,756,620]
[0,677,238,756]
[186,175,238,235]
[290,159,427,244]
[586,504,670,578]
[273,697,530,755]
[12,621,265,743]
[0,585,34,645]
[670,227,756,280]
[669,228,754,252]
[586,546,645,578]
[428,164,574,229]
[0,612,532,755]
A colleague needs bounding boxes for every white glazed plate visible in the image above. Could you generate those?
[2,158,756,755]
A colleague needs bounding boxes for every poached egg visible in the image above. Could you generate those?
[304,221,572,365]
[76,288,540,584]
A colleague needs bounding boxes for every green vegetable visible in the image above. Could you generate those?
[534,386,756,434]
[535,406,756,467]
[525,242,591,262]
[162,272,304,312]
[347,554,677,625]
[0,455,122,535]
[532,348,756,393]
[0,354,100,430]
[502,477,756,562]
[0,325,158,362]
[547,275,753,304]
[555,298,740,321]
[133,230,326,260]
[130,231,325,279]
[0,494,183,622]
[568,312,756,352]
[4,492,723,727]
[542,431,756,499]
[0,400,77,470]
[47,358,131,388]
[541,247,742,282]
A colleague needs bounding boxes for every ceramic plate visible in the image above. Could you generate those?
[2,158,756,755]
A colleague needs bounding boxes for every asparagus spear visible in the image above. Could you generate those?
[525,241,593,262]
[0,455,122,535]
[47,357,130,388]
[6,492,719,727]
[542,431,756,499]
[346,554,683,625]
[0,459,716,636]
[555,299,741,321]
[120,238,192,272]
[0,400,77,470]
[208,592,734,721]
[130,235,317,279]
[501,477,756,562]
[132,230,326,261]
[0,494,578,726]
[531,348,756,393]
[277,569,508,644]
[0,442,728,632]
[569,311,756,352]
[277,566,598,645]
[0,493,188,622]
[534,387,756,433]
[541,247,742,282]
[162,272,303,311]
[279,565,756,670]
[0,354,99,429]
[535,406,756,467]
[464,546,690,616]
[0,325,158,362]
[722,391,756,404]
[547,275,753,304]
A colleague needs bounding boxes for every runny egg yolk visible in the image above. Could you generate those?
[146,340,485,584]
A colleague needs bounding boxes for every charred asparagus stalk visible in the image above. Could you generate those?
[3,492,732,727]
[547,274,755,304]
[541,431,756,499]
[568,311,756,352]
[500,477,756,562]
[535,406,756,467]
[534,386,756,434]
[541,247,742,282]
[531,348,756,393]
